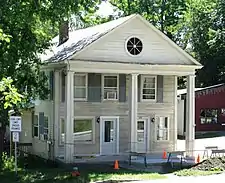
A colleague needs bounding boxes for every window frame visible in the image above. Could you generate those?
[74,73,88,101]
[200,108,218,124]
[155,115,169,141]
[73,116,95,144]
[102,74,119,101]
[60,71,66,103]
[43,115,49,141]
[140,75,157,102]
[33,114,39,138]
[59,117,65,145]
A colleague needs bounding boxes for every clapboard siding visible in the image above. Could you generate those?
[57,75,176,155]
[75,18,191,65]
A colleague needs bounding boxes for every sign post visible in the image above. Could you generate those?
[10,116,22,176]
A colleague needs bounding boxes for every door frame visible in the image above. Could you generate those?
[137,117,150,152]
[100,116,120,155]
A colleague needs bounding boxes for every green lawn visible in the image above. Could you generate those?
[0,167,166,183]
[0,155,166,182]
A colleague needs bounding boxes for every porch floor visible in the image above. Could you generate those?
[56,153,196,165]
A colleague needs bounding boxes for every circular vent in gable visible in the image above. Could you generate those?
[126,37,143,56]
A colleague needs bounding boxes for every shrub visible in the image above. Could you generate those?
[1,152,15,171]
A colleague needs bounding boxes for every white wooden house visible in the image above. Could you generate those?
[19,14,202,163]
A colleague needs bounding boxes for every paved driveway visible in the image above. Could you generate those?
[177,136,225,157]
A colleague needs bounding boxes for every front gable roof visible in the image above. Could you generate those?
[41,14,136,62]
[41,14,202,67]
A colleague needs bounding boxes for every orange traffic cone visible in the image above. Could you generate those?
[162,150,167,159]
[196,154,201,164]
[114,160,119,170]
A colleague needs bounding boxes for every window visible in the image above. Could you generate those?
[141,76,156,101]
[200,109,218,124]
[126,37,143,56]
[103,75,119,100]
[33,115,39,137]
[137,120,145,142]
[43,116,49,140]
[156,116,169,141]
[74,74,87,100]
[61,72,66,102]
[74,118,93,142]
[60,118,65,144]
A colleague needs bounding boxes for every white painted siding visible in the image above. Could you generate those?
[57,75,176,156]
[75,18,192,65]
[20,101,54,159]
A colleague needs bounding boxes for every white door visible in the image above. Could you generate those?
[100,117,119,155]
[137,118,149,153]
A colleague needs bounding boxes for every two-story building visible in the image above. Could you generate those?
[19,14,202,163]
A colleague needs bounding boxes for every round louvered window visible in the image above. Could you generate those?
[126,37,143,56]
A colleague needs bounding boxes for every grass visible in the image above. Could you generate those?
[174,169,223,176]
[0,155,166,183]
[0,168,166,183]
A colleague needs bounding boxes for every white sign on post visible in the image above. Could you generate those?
[12,132,19,142]
[9,116,22,176]
[10,116,22,132]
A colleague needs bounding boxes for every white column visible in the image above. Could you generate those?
[173,76,178,151]
[64,70,74,163]
[185,75,195,156]
[53,71,60,159]
[129,74,138,152]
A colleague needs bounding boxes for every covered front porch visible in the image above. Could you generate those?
[52,60,198,163]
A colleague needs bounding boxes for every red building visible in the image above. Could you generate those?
[178,84,225,135]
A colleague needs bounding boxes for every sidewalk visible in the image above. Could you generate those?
[128,173,225,183]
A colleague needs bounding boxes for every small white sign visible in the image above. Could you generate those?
[12,132,19,142]
[10,116,22,132]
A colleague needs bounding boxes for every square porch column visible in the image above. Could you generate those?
[129,74,139,152]
[53,71,60,158]
[64,70,74,163]
[185,75,195,156]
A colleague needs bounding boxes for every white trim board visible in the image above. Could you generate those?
[100,116,120,155]
[69,60,199,76]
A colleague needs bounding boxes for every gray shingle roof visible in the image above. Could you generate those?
[40,14,136,63]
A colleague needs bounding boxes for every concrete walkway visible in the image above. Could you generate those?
[128,173,225,183]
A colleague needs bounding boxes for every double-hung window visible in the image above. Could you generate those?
[43,116,49,140]
[33,115,39,138]
[103,75,119,100]
[74,74,87,100]
[141,76,157,101]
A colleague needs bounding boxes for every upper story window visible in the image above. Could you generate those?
[102,75,119,100]
[200,109,218,124]
[61,72,66,102]
[141,75,157,101]
[74,74,88,100]
[33,114,39,138]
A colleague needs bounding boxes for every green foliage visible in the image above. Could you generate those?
[0,77,23,109]
[110,0,187,42]
[0,0,101,128]
[1,152,15,171]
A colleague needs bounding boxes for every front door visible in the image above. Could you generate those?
[137,118,149,153]
[100,117,119,155]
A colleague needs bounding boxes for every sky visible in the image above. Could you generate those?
[96,1,121,17]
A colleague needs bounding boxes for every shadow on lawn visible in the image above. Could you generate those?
[0,155,166,183]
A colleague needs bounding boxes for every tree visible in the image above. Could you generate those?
[0,1,101,134]
[187,0,225,87]
[110,0,187,43]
